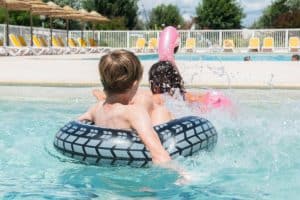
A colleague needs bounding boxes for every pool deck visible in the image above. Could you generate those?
[0,54,300,89]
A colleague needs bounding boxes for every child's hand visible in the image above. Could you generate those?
[159,161,193,185]
[175,170,193,185]
[92,89,106,101]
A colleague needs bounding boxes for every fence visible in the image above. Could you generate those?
[1,24,300,51]
[70,29,300,51]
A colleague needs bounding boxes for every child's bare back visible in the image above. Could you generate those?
[79,50,171,164]
[79,100,151,131]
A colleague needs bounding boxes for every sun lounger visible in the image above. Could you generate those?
[68,38,86,54]
[51,36,71,54]
[52,36,61,47]
[248,37,260,52]
[89,38,97,47]
[32,35,51,55]
[78,38,100,53]
[135,38,146,53]
[20,35,54,56]
[17,35,27,47]
[38,36,63,55]
[57,37,66,47]
[289,37,300,52]
[148,38,158,52]
[89,38,110,53]
[38,36,48,47]
[184,38,196,53]
[77,38,87,48]
[7,34,32,56]
[223,39,235,52]
[262,37,274,52]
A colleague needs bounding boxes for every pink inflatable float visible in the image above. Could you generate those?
[158,26,180,65]
[202,90,232,109]
[157,26,232,111]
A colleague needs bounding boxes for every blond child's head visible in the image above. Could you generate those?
[99,50,143,95]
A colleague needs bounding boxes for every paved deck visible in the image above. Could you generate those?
[0,54,299,89]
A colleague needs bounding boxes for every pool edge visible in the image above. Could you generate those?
[1,81,300,90]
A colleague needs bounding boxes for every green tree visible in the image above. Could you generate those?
[195,0,245,29]
[94,17,127,30]
[285,0,300,9]
[0,9,42,27]
[254,0,300,28]
[148,4,183,29]
[82,0,139,30]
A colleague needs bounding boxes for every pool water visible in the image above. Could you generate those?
[138,53,294,62]
[0,87,300,200]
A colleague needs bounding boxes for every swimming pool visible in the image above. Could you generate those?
[0,86,299,199]
[138,53,295,62]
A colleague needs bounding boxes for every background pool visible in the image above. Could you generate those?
[138,53,295,62]
[0,87,300,200]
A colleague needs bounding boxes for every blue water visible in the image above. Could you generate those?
[1,87,300,200]
[138,53,294,62]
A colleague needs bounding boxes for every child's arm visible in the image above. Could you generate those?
[92,89,106,101]
[128,105,171,164]
[128,105,192,183]
[185,92,206,103]
[78,104,97,122]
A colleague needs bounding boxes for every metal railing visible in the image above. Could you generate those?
[1,24,300,51]
[70,28,300,51]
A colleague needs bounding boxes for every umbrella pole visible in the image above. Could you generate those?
[5,8,9,46]
[66,19,69,47]
[30,11,33,46]
[92,23,95,40]
[50,17,53,47]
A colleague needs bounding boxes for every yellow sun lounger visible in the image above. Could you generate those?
[79,38,105,53]
[33,35,43,47]
[184,38,196,52]
[20,35,53,55]
[52,36,61,47]
[135,38,146,52]
[78,38,95,53]
[68,38,85,54]
[289,37,300,52]
[248,37,260,52]
[89,38,97,47]
[223,39,235,52]
[57,37,66,47]
[77,38,87,48]
[32,35,51,55]
[88,38,109,53]
[7,34,31,56]
[148,38,158,52]
[68,38,78,48]
[38,36,48,47]
[262,37,274,52]
[51,36,71,54]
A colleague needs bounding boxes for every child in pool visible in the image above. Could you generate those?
[148,61,232,112]
[93,61,231,121]
[78,50,171,165]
